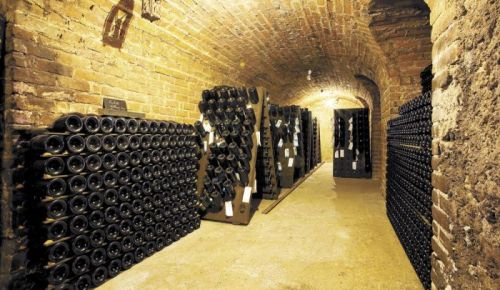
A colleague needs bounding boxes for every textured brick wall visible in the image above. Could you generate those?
[426,0,499,289]
[1,1,497,288]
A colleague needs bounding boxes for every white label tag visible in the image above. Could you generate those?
[242,187,252,203]
[340,150,345,157]
[278,139,283,148]
[225,201,233,217]
[256,131,261,146]
[203,141,208,152]
[335,151,339,158]
[293,147,297,155]
[253,180,257,193]
[277,162,282,171]
[275,120,282,128]
[246,104,252,109]
[284,148,289,158]
[348,142,353,150]
[352,162,357,170]
[288,158,294,167]
[209,132,214,144]
[293,140,299,147]
[203,121,211,132]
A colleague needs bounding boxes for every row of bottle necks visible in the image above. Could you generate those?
[48,114,195,135]
[26,133,201,157]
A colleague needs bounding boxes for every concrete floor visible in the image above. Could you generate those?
[99,163,423,290]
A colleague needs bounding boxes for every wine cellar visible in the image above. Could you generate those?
[0,1,497,290]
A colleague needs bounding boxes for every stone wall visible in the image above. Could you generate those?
[427,0,499,289]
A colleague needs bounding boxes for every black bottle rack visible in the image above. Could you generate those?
[333,108,371,178]
[386,64,433,290]
[9,114,202,289]
[195,86,264,225]
[256,96,280,200]
[312,117,321,167]
[301,109,313,174]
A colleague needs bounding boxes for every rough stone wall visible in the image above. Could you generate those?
[427,0,499,289]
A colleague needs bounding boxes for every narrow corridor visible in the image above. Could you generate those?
[99,163,422,290]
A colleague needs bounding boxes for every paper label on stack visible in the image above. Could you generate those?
[209,132,214,144]
[340,150,345,157]
[288,158,294,167]
[334,151,339,158]
[352,162,357,170]
[348,142,353,150]
[253,180,257,193]
[256,131,261,146]
[293,147,297,155]
[284,148,290,158]
[275,120,282,128]
[278,139,283,148]
[277,162,282,171]
[225,201,233,217]
[242,187,252,203]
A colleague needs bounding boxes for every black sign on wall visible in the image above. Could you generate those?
[333,108,371,178]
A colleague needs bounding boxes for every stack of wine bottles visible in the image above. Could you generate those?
[256,96,279,199]
[9,114,202,289]
[386,66,433,290]
[333,109,371,178]
[196,86,259,218]
[269,104,318,188]
[301,109,313,174]
[312,118,321,167]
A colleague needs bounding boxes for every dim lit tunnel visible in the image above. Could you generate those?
[0,0,498,290]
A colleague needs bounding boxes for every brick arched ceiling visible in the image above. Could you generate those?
[168,0,387,107]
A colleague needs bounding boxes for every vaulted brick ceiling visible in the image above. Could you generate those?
[166,0,386,106]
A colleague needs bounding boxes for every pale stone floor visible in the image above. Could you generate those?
[99,163,423,290]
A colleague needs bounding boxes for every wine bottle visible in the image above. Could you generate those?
[107,259,122,278]
[66,155,85,174]
[121,252,135,270]
[48,263,70,285]
[85,154,102,172]
[89,210,105,229]
[105,223,121,241]
[53,114,83,133]
[91,266,108,287]
[114,117,127,133]
[139,120,150,134]
[68,175,87,194]
[83,115,101,134]
[87,173,103,192]
[48,241,70,262]
[90,248,107,267]
[69,215,89,235]
[67,135,85,154]
[89,229,106,248]
[33,156,65,176]
[69,195,87,215]
[126,118,139,133]
[47,220,68,240]
[71,255,90,275]
[72,234,91,255]
[30,134,65,154]
[100,117,114,134]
